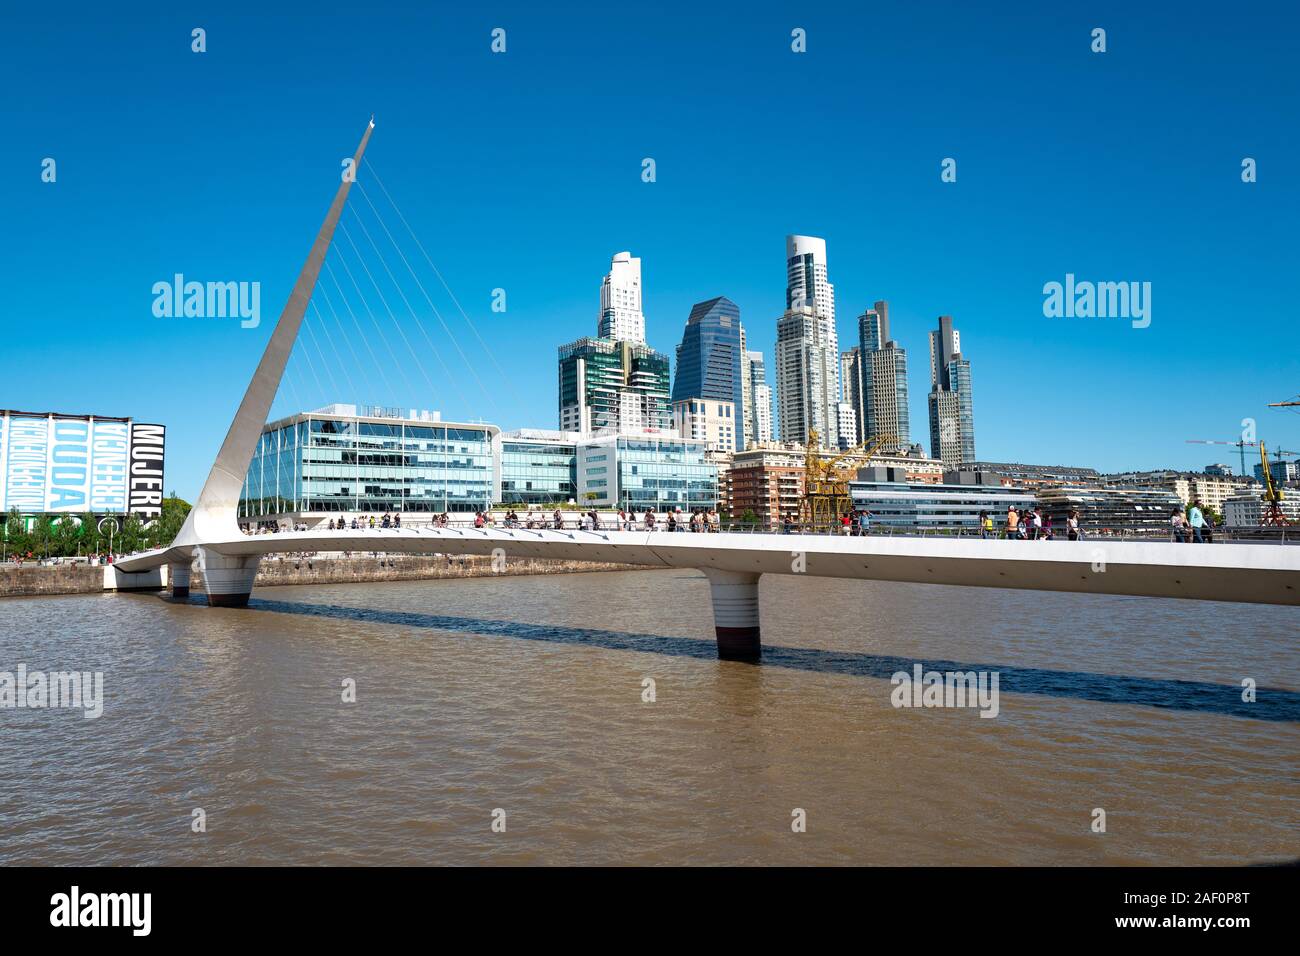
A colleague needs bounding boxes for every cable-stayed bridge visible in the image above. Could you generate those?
[113,121,1300,660]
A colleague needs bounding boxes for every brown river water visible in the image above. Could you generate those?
[1,569,1297,865]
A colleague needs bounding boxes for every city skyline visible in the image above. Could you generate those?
[4,3,1297,501]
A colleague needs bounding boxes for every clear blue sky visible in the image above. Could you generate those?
[3,1,1298,500]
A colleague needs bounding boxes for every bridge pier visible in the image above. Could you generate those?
[198,547,260,607]
[702,569,762,661]
[168,559,192,599]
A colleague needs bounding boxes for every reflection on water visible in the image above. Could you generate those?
[1,570,1296,865]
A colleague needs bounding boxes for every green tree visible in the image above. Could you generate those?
[146,495,192,549]
[117,514,145,554]
[31,515,56,558]
[76,512,103,554]
[53,515,81,556]
[3,508,29,561]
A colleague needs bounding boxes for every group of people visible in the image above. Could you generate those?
[838,510,874,535]
[472,508,726,532]
[637,507,721,532]
[326,513,405,530]
[1170,502,1213,543]
[999,506,1083,541]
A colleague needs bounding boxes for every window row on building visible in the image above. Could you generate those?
[238,406,721,521]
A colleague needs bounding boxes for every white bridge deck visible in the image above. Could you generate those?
[116,528,1300,607]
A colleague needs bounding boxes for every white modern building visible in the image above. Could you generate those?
[776,306,841,449]
[672,398,737,453]
[743,349,773,447]
[840,347,863,445]
[239,404,501,524]
[785,234,836,321]
[836,402,858,451]
[596,250,646,344]
[849,473,1035,533]
[1105,470,1252,515]
[776,235,840,450]
[576,429,718,512]
[1223,491,1300,527]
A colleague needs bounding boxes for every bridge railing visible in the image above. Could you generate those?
[233,517,1297,544]
[713,522,1295,543]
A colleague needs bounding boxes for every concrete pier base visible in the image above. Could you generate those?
[198,548,260,607]
[103,565,166,592]
[702,568,762,661]
[168,560,192,599]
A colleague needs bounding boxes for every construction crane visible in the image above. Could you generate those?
[1258,441,1293,526]
[1185,438,1258,479]
[799,429,895,532]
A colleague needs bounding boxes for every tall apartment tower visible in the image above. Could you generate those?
[558,250,670,434]
[672,296,746,450]
[840,347,864,445]
[776,306,840,448]
[785,234,836,322]
[776,235,840,448]
[852,300,910,454]
[597,251,646,343]
[927,314,975,466]
[835,402,858,451]
[744,350,773,446]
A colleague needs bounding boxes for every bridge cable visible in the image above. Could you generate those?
[312,284,366,400]
[309,300,356,403]
[339,215,467,412]
[352,180,497,414]
[292,323,327,407]
[323,259,400,403]
[310,300,358,402]
[337,217,449,400]
[361,158,522,409]
[300,308,338,402]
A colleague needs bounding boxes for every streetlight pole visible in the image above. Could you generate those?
[98,516,119,562]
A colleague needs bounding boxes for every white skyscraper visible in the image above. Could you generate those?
[776,306,840,448]
[776,235,840,448]
[836,402,858,451]
[744,349,773,446]
[785,235,836,323]
[597,251,646,343]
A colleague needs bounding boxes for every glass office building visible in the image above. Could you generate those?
[239,404,499,518]
[557,337,671,434]
[577,433,718,512]
[849,472,1034,532]
[672,296,746,449]
[1035,485,1182,532]
[499,429,578,505]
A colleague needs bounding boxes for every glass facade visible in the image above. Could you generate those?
[579,436,718,512]
[1036,485,1183,531]
[557,337,671,433]
[849,479,1034,531]
[499,437,577,505]
[672,296,745,449]
[240,411,496,516]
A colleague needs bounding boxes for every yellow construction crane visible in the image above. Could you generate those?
[798,429,895,532]
[1259,441,1294,526]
